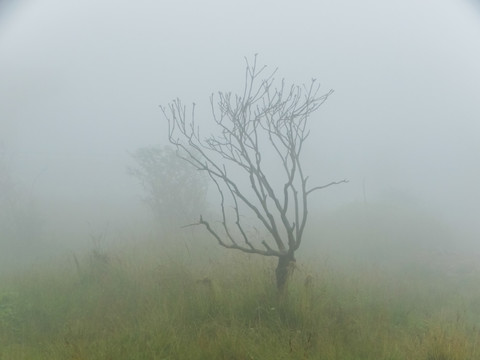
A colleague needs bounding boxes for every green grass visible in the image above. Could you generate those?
[1,239,480,360]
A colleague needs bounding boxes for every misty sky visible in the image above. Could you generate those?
[1,0,480,239]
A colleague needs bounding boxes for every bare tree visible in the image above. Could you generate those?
[161,56,347,292]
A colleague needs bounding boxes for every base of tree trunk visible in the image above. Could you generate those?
[275,254,296,293]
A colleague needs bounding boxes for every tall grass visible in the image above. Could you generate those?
[1,238,479,359]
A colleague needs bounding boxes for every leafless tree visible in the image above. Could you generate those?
[161,56,347,292]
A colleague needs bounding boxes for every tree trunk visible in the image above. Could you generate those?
[275,253,296,293]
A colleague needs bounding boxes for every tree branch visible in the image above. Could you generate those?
[306,180,349,196]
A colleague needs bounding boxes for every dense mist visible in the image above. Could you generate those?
[2,3,480,358]
[1,0,480,268]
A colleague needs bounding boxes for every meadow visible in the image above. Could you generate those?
[1,231,480,360]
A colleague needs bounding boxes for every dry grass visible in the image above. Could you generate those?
[1,238,480,359]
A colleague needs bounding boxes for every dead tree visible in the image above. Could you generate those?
[161,56,347,293]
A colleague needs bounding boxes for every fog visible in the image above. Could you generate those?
[1,0,480,268]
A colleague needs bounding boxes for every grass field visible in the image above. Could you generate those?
[1,236,480,360]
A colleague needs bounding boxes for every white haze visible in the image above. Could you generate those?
[1,0,480,261]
